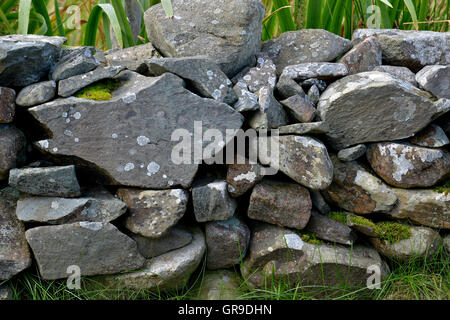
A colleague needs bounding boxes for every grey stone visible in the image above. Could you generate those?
[9,165,81,197]
[232,81,259,112]
[280,94,316,123]
[322,156,398,214]
[307,85,320,106]
[226,159,264,197]
[240,53,277,93]
[16,81,56,107]
[26,222,145,280]
[373,65,417,86]
[262,29,352,75]
[146,56,236,105]
[410,124,449,148]
[192,179,237,222]
[131,226,193,258]
[352,29,450,71]
[117,188,189,238]
[144,0,265,77]
[346,214,378,238]
[205,217,250,269]
[98,227,205,291]
[305,210,357,245]
[0,285,13,300]
[309,189,330,215]
[317,71,445,149]
[197,270,242,300]
[275,74,305,99]
[0,87,15,123]
[248,87,289,129]
[248,180,312,229]
[338,36,382,75]
[0,125,26,180]
[0,35,66,87]
[105,43,158,73]
[278,122,328,135]
[0,187,31,280]
[281,62,348,81]
[15,186,127,224]
[58,66,125,97]
[337,144,367,162]
[51,47,99,81]
[29,72,243,189]
[367,142,450,188]
[416,65,450,99]
[301,78,327,92]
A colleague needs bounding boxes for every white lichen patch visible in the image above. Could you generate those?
[124,162,135,172]
[79,221,103,231]
[147,162,160,176]
[284,233,304,250]
[50,201,59,210]
[234,171,257,183]
[37,140,49,149]
[137,135,150,146]
[122,93,136,104]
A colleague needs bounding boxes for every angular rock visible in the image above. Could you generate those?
[387,188,449,229]
[280,94,316,123]
[197,270,242,300]
[0,87,15,123]
[0,285,13,300]
[372,65,418,86]
[278,122,328,135]
[117,188,188,238]
[337,144,367,162]
[51,47,99,81]
[9,165,81,197]
[275,74,305,99]
[307,85,320,106]
[146,56,236,105]
[248,87,289,129]
[415,65,450,99]
[262,29,352,75]
[26,222,145,280]
[322,157,398,214]
[257,135,333,190]
[346,214,378,238]
[0,187,31,280]
[16,187,127,224]
[58,65,125,97]
[205,217,250,269]
[130,226,192,258]
[98,227,205,291]
[0,125,26,180]
[192,179,237,222]
[309,189,330,215]
[0,35,66,87]
[232,81,259,112]
[226,160,264,197]
[281,62,348,81]
[240,53,277,93]
[338,36,382,75]
[304,210,357,245]
[29,72,243,189]
[366,142,450,188]
[16,81,56,107]
[301,78,327,92]
[105,42,158,73]
[144,0,265,77]
[410,124,449,148]
[317,71,446,149]
[248,180,312,229]
[370,226,441,262]
[352,29,450,71]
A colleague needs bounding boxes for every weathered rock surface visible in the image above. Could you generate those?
[346,214,378,238]
[51,47,99,81]
[304,210,357,245]
[257,135,333,190]
[144,0,265,77]
[192,179,237,222]
[105,42,158,73]
[262,29,352,74]
[275,74,305,99]
[197,270,242,300]
[16,187,127,224]
[205,217,250,269]
[247,180,312,229]
[309,189,330,215]
[337,144,367,162]
[302,78,327,92]
[415,65,450,99]
[0,87,15,123]
[278,122,328,135]
[240,53,277,93]
[0,188,31,280]
[317,71,447,149]
[29,72,243,189]
[352,29,450,71]
[0,35,66,87]
[117,188,188,238]
[25,222,145,280]
[322,157,397,214]
[232,81,259,112]
[307,85,320,106]
[372,65,417,86]
[280,94,316,123]
[130,226,192,258]
[339,36,382,75]
[16,81,56,107]
[9,165,81,197]
[226,160,264,197]
[366,142,450,188]
[370,226,441,262]
[410,124,449,148]
[0,125,26,180]
[387,188,449,229]
[146,56,236,104]
[99,227,205,291]
[0,285,13,300]
[58,66,125,97]
[248,87,289,129]
[281,63,348,81]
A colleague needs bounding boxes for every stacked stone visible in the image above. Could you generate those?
[1,0,449,300]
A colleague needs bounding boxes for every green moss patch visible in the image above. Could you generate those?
[296,231,324,245]
[434,180,450,195]
[326,211,348,224]
[74,79,121,101]
[375,222,412,245]
[348,215,376,229]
